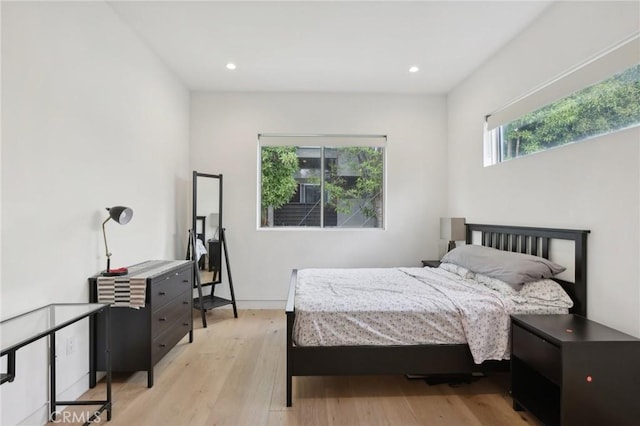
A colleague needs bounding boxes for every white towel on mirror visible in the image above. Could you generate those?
[195,238,208,260]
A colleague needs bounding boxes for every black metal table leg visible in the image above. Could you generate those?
[50,332,56,421]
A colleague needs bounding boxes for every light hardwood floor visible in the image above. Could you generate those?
[58,309,540,426]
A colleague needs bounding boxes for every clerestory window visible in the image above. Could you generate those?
[484,36,639,165]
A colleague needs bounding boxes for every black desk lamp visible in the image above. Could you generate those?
[102,206,133,276]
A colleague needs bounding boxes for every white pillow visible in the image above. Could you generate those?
[474,273,573,308]
[520,279,574,308]
[474,273,518,295]
[438,262,475,279]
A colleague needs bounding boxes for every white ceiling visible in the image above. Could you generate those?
[108,1,552,94]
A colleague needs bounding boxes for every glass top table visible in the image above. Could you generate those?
[1,303,108,355]
[0,303,112,424]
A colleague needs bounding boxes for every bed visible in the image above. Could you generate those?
[285,223,589,406]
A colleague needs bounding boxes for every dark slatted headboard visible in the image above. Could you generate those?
[465,223,590,317]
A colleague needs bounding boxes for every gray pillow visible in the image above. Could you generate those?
[441,244,566,287]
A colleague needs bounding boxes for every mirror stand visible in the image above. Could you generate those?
[188,172,238,328]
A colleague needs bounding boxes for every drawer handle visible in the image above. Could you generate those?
[159,291,166,295]
[183,301,189,305]
[159,317,167,321]
[183,322,190,326]
[159,343,166,348]
[182,279,189,283]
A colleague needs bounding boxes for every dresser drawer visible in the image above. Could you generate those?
[152,291,191,336]
[513,324,561,385]
[151,267,192,309]
[151,313,192,365]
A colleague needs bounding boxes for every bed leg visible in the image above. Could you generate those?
[285,271,298,407]
[286,310,294,407]
[286,373,292,407]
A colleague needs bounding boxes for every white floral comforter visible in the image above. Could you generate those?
[293,267,567,363]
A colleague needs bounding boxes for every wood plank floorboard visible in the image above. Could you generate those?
[52,309,540,426]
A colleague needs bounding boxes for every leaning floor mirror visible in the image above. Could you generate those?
[193,172,223,281]
[190,171,237,327]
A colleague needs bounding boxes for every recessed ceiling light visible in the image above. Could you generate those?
[409,66,419,73]
[226,63,237,70]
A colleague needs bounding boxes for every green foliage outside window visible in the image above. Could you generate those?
[501,64,640,160]
[324,147,384,227]
[260,146,299,226]
[260,144,384,228]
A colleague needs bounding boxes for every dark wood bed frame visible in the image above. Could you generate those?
[285,223,590,406]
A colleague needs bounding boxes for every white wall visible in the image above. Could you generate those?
[448,1,640,336]
[0,2,190,424]
[190,93,447,305]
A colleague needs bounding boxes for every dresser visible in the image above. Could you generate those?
[511,314,640,426]
[89,260,194,388]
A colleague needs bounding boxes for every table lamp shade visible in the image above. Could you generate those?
[440,218,466,252]
[108,206,133,225]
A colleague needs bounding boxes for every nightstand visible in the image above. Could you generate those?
[510,314,640,426]
[421,260,441,268]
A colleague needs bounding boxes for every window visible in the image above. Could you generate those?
[485,36,639,165]
[258,135,386,229]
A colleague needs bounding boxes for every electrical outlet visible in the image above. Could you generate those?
[66,337,76,356]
